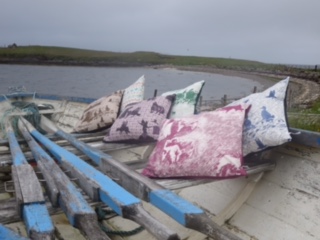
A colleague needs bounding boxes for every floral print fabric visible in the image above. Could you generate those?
[162,80,205,118]
[227,77,292,156]
[142,104,249,179]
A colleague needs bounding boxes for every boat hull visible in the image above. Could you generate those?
[0,93,319,240]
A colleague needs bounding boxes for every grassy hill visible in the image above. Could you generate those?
[0,45,281,69]
[0,45,319,82]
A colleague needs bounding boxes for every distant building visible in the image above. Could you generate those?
[8,43,17,49]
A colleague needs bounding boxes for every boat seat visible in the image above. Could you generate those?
[6,108,64,116]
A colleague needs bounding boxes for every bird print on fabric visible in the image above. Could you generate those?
[266,90,276,98]
[261,106,275,122]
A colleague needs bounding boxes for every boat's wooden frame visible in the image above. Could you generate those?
[0,91,319,240]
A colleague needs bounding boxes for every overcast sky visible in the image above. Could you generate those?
[1,0,320,65]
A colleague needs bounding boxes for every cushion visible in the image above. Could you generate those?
[104,95,175,143]
[142,104,249,179]
[120,75,145,112]
[162,80,205,118]
[74,90,124,132]
[227,77,292,156]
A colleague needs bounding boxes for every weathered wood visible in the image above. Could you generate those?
[14,164,45,204]
[34,159,59,207]
[0,193,103,225]
[25,120,180,240]
[0,140,144,165]
[18,119,111,240]
[10,166,23,216]
[6,108,63,117]
[0,224,30,240]
[5,120,55,239]
[59,162,100,201]
[76,215,111,240]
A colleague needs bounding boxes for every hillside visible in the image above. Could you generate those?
[0,45,319,82]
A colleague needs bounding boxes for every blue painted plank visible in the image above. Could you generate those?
[55,128,206,225]
[7,131,27,166]
[149,189,203,225]
[5,122,54,238]
[28,127,180,240]
[0,224,30,240]
[30,129,141,215]
[19,126,95,227]
[23,204,55,236]
[290,127,320,148]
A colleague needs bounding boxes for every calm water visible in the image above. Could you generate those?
[0,64,265,100]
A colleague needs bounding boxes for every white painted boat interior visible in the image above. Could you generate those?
[0,96,319,240]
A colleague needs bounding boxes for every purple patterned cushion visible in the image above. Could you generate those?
[104,95,175,143]
[142,104,249,179]
[74,90,124,132]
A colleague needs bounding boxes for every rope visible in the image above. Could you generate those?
[95,206,144,236]
[0,101,53,138]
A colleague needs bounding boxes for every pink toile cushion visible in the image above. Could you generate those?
[142,104,250,179]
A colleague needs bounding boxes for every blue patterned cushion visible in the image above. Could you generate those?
[227,77,292,156]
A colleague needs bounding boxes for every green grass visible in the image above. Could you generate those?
[2,45,318,82]
[288,99,320,132]
[1,45,318,78]
[0,45,281,70]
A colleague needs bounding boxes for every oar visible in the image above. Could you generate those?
[40,116,242,240]
[18,118,111,240]
[21,118,180,240]
[4,120,55,240]
[0,224,30,240]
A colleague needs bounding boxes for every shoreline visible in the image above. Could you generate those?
[2,62,319,108]
[159,65,320,108]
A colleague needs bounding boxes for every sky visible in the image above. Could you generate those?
[1,0,320,65]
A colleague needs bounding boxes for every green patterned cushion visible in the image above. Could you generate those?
[162,80,205,118]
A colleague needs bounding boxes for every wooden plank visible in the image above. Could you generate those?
[6,108,64,117]
[0,224,30,240]
[59,162,100,201]
[14,164,45,204]
[11,166,23,216]
[227,142,320,240]
[25,121,180,240]
[36,160,59,207]
[18,121,111,240]
[5,120,55,239]
[265,146,320,198]
[0,195,103,225]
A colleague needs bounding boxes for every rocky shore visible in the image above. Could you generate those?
[172,66,320,109]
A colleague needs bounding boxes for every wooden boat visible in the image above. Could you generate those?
[0,88,319,240]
